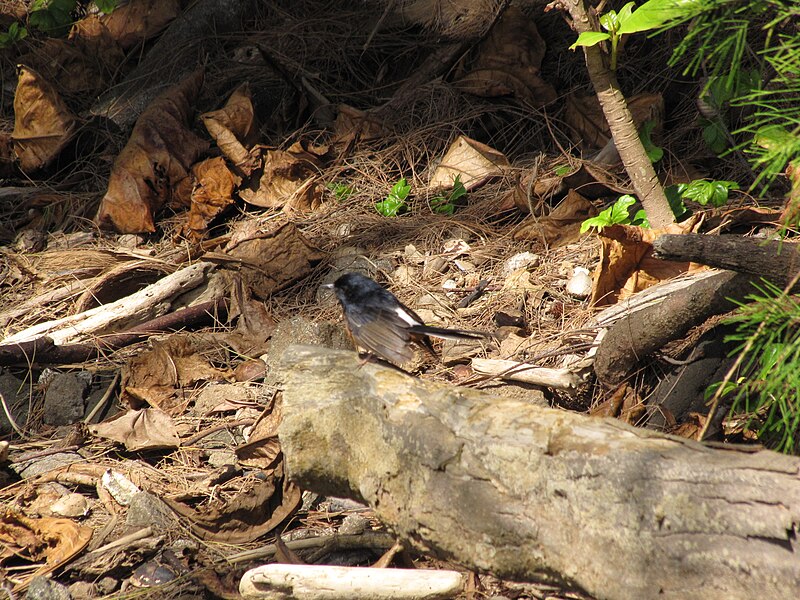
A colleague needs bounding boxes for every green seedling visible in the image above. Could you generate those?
[375,177,411,217]
[430,175,467,215]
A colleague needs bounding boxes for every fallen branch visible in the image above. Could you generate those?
[277,345,800,600]
[0,296,226,366]
[0,262,214,347]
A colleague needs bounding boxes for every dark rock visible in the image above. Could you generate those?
[0,372,29,435]
[43,372,90,426]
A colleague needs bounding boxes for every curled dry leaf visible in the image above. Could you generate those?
[186,156,240,236]
[590,222,701,307]
[201,82,259,175]
[0,511,93,594]
[97,0,181,50]
[89,408,180,451]
[121,336,232,413]
[18,15,126,96]
[453,6,556,107]
[95,70,209,233]
[225,222,326,299]
[428,135,509,192]
[240,143,323,209]
[11,66,76,173]
[163,467,301,543]
[512,189,598,246]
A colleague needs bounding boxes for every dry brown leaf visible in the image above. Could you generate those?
[236,395,283,469]
[11,66,76,172]
[332,104,386,144]
[590,222,698,306]
[121,336,232,412]
[186,157,240,235]
[239,146,322,209]
[225,222,326,299]
[428,135,510,191]
[512,190,598,246]
[17,33,123,96]
[95,70,209,233]
[201,82,259,174]
[98,0,181,50]
[0,511,93,594]
[453,6,556,107]
[89,408,180,451]
[163,472,301,543]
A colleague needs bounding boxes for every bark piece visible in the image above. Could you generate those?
[277,345,800,600]
[653,233,800,287]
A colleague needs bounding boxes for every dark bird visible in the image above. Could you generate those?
[326,272,488,365]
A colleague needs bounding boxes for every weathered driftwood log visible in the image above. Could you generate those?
[277,345,800,600]
[652,233,800,287]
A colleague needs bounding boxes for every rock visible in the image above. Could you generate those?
[338,514,369,535]
[265,316,351,383]
[194,383,257,415]
[0,372,29,435]
[503,251,540,274]
[25,576,71,600]
[234,358,266,382]
[566,266,592,298]
[43,372,90,426]
[126,491,177,529]
[13,452,84,479]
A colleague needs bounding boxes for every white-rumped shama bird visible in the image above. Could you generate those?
[326,272,488,365]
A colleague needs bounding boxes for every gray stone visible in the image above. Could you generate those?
[13,452,84,479]
[126,491,177,529]
[265,316,351,384]
[25,576,71,600]
[43,373,90,426]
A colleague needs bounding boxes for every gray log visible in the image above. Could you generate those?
[277,345,800,600]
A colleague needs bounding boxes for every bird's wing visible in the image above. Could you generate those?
[346,306,417,364]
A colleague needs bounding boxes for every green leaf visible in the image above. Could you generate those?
[664,185,691,221]
[618,0,706,35]
[375,177,411,217]
[639,119,663,163]
[580,195,638,233]
[617,2,637,24]
[681,179,738,207]
[631,209,650,228]
[599,10,620,33]
[94,0,118,14]
[570,31,611,50]
[0,22,28,48]
[702,118,728,155]
[326,181,354,201]
[29,0,76,35]
[449,175,467,202]
[554,164,573,176]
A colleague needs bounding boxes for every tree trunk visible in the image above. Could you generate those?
[559,0,674,229]
[277,345,800,600]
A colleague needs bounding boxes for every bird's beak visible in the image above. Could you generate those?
[321,282,334,290]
